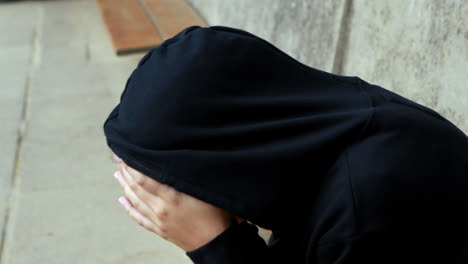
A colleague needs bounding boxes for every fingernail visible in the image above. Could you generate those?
[118,197,125,206]
[114,171,121,181]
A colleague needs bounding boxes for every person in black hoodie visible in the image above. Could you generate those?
[103,25,468,263]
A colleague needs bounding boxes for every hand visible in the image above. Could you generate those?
[112,155,242,252]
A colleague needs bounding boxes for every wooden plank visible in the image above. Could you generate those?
[95,0,163,55]
[139,0,207,40]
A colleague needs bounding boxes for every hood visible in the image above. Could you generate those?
[103,25,372,230]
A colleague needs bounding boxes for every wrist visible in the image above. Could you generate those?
[184,215,237,252]
[186,221,264,263]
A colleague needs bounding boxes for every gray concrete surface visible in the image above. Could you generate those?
[0,0,191,263]
[0,3,36,249]
[188,0,468,135]
[188,0,348,72]
[341,0,468,133]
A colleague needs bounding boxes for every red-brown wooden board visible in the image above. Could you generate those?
[96,0,163,55]
[139,0,207,40]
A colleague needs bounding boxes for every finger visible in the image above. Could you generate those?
[119,163,175,204]
[119,162,165,195]
[118,169,164,209]
[114,171,126,190]
[115,170,155,215]
[120,163,181,205]
[113,153,122,163]
[114,170,162,226]
[118,197,165,238]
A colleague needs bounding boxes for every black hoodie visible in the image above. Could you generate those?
[103,26,468,263]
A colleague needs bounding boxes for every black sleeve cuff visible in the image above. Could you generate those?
[186,221,269,264]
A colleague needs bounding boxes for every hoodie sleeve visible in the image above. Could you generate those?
[186,221,275,264]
